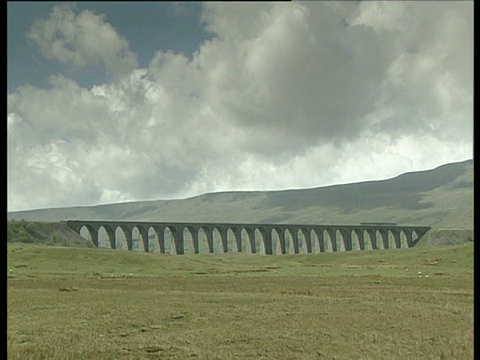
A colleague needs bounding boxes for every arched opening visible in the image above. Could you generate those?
[164,227,175,254]
[115,226,128,250]
[97,226,110,249]
[148,227,159,253]
[227,228,240,253]
[285,229,295,254]
[212,228,223,253]
[271,228,283,255]
[80,225,94,245]
[132,226,149,252]
[399,230,409,249]
[376,230,385,250]
[411,229,424,247]
[233,228,243,253]
[389,229,402,249]
[254,228,265,255]
[351,230,360,251]
[309,228,316,253]
[198,227,210,254]
[183,227,195,254]
[241,228,254,254]
[309,229,319,254]
[323,230,333,252]
[363,230,373,250]
[336,230,345,252]
[132,227,143,251]
[387,230,395,249]
[296,229,307,254]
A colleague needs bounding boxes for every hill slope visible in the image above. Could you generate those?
[7,220,94,247]
[8,159,473,229]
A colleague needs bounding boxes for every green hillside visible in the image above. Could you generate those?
[8,159,473,229]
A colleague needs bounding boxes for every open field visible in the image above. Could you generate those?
[8,243,473,359]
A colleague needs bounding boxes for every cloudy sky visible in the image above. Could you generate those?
[7,1,473,212]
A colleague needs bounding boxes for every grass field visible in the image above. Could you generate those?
[7,243,473,359]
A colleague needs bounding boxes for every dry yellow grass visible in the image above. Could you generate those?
[7,243,473,359]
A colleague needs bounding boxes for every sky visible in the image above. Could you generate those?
[7,1,473,212]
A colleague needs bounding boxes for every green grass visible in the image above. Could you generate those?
[7,242,473,278]
[8,243,473,359]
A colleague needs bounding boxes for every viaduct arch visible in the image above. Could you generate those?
[65,220,430,255]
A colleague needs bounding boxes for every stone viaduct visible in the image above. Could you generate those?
[64,220,430,255]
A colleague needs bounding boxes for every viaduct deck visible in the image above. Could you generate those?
[64,220,431,255]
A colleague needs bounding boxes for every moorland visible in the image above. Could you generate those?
[7,242,473,359]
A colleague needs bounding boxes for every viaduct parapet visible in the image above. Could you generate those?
[64,220,431,255]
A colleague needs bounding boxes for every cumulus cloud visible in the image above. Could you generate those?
[27,3,138,81]
[7,1,473,211]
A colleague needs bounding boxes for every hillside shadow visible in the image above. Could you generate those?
[263,160,470,212]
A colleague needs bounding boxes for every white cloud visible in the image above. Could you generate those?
[348,1,413,32]
[7,2,473,211]
[27,3,138,81]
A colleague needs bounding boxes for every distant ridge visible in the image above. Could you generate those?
[8,159,473,230]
